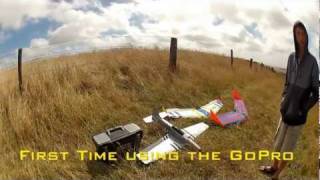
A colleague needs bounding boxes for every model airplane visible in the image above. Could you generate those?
[137,110,208,164]
[143,99,223,123]
[210,89,248,127]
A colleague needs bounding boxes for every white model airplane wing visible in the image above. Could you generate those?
[200,99,223,114]
[165,108,204,118]
[138,123,209,164]
[137,136,180,164]
[143,99,223,123]
[143,112,168,123]
[182,122,209,138]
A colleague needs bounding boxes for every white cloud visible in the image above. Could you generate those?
[30,38,49,48]
[0,0,318,68]
[45,1,134,44]
[0,0,50,30]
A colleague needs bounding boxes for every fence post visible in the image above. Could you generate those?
[18,48,23,93]
[169,37,177,73]
[250,58,253,68]
[230,49,233,67]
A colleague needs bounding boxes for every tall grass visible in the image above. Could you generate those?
[0,48,317,179]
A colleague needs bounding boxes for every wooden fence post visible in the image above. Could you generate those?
[18,48,23,93]
[169,37,177,72]
[230,49,233,67]
[250,58,253,68]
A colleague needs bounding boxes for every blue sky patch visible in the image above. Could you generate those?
[244,22,263,40]
[0,18,60,54]
[129,13,158,30]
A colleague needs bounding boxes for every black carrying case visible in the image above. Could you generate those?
[92,123,143,161]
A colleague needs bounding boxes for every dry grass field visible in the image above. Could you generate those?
[0,48,317,180]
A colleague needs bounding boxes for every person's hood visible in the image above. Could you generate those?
[293,21,309,59]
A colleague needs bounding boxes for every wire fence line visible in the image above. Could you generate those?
[0,35,283,71]
[0,35,165,70]
[0,34,250,71]
[0,34,282,92]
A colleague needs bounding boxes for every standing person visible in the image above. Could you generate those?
[259,21,319,180]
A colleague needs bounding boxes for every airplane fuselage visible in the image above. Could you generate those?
[152,112,201,150]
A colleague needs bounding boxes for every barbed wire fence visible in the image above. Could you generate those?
[0,34,280,93]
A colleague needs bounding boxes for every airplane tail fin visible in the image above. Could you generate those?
[209,111,225,127]
[232,89,248,117]
[232,89,242,100]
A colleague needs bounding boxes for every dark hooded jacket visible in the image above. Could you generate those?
[280,21,319,126]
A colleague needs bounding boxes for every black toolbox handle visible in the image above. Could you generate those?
[106,126,124,135]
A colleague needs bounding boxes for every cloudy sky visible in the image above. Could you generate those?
[0,0,318,68]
